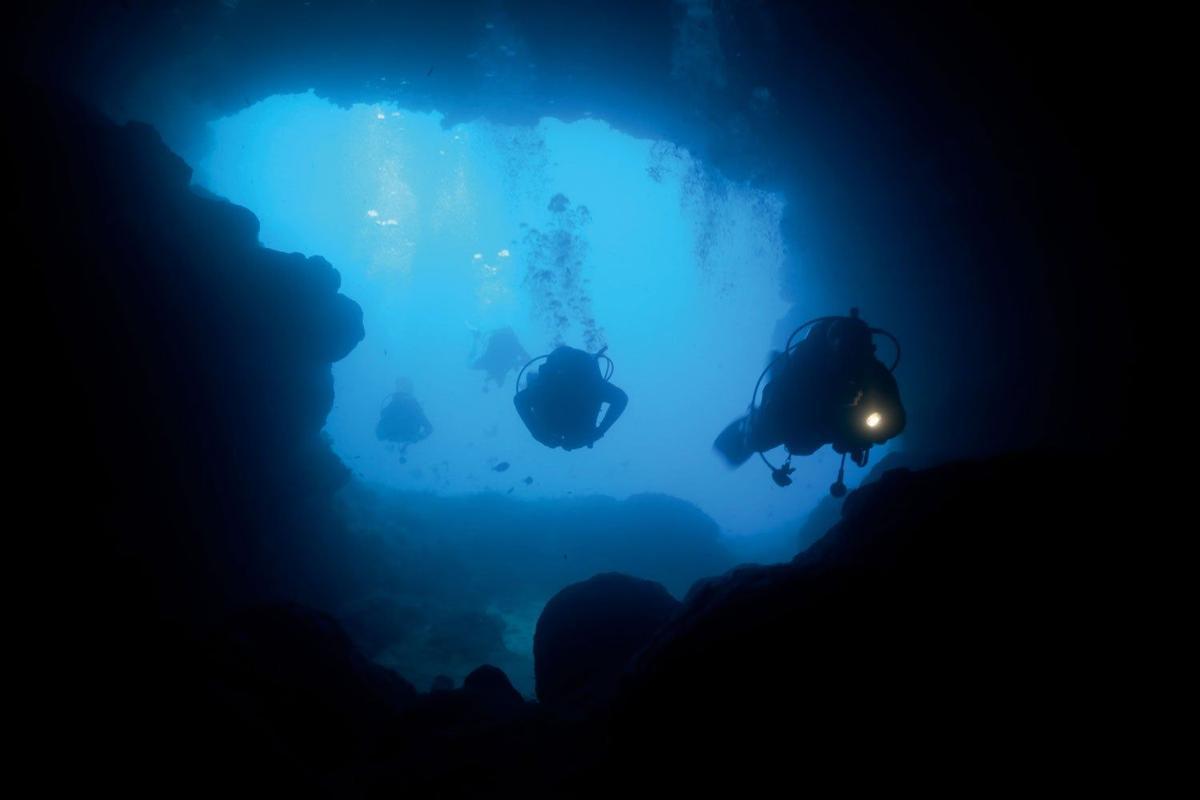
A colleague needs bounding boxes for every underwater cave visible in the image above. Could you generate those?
[17,1,1146,795]
[195,90,867,533]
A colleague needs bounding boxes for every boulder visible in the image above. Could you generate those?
[534,573,680,710]
[464,664,526,709]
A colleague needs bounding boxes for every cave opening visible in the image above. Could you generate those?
[196,90,884,537]
[17,1,1146,785]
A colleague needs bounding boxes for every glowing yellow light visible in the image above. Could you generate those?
[865,412,882,428]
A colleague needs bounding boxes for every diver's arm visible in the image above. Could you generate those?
[514,390,558,447]
[593,383,628,440]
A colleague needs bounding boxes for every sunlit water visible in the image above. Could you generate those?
[196,91,880,535]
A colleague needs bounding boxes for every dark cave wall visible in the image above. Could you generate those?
[19,83,364,620]
[14,81,374,779]
[605,451,1138,792]
[17,0,1139,463]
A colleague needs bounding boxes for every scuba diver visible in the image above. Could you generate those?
[514,345,628,451]
[376,378,433,452]
[468,325,530,389]
[714,308,905,496]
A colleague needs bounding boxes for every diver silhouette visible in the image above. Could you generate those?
[376,379,433,451]
[514,345,628,451]
[714,308,905,495]
[469,325,529,388]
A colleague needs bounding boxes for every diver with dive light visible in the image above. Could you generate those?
[713,308,905,496]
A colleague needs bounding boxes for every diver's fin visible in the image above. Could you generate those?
[713,416,755,467]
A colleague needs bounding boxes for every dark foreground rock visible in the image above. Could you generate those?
[464,664,526,710]
[18,80,365,623]
[92,604,417,794]
[304,453,1135,795]
[606,452,1133,790]
[213,604,417,762]
[534,573,681,712]
[46,452,1134,797]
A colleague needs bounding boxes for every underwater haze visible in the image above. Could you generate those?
[196,91,875,534]
[190,91,879,692]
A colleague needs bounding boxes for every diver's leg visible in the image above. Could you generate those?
[714,413,774,466]
[743,408,787,455]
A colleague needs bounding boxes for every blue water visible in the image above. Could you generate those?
[196,91,883,535]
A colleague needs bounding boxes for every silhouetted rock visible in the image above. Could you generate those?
[213,603,416,763]
[98,603,420,794]
[18,82,367,793]
[534,573,681,711]
[19,83,364,619]
[328,485,736,679]
[464,664,526,709]
[370,675,577,797]
[337,594,427,658]
[608,452,1131,790]
[404,670,527,731]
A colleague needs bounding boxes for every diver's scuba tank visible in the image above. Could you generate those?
[514,345,621,451]
[515,344,615,394]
